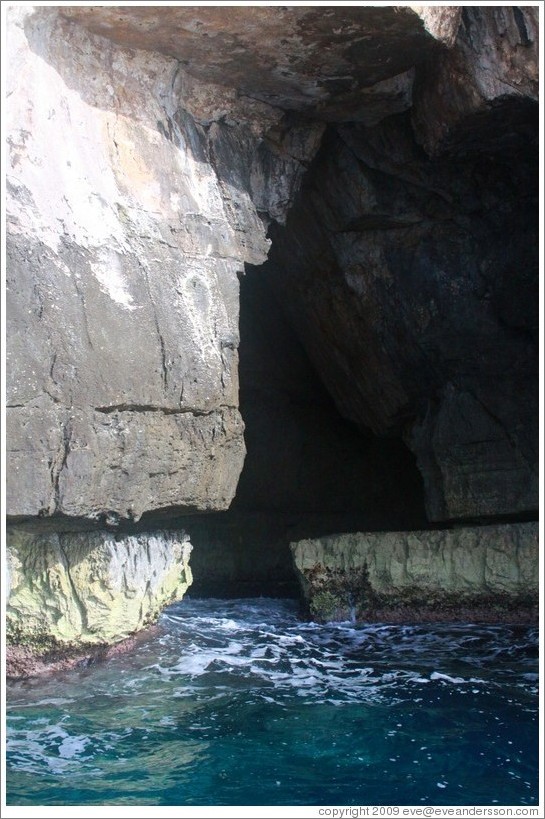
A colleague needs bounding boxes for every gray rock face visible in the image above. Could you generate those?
[291,522,539,623]
[264,108,538,521]
[60,5,460,122]
[6,7,320,522]
[413,6,539,155]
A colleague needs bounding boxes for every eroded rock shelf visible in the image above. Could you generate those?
[291,523,539,623]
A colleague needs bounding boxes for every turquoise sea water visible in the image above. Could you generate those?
[6,598,539,806]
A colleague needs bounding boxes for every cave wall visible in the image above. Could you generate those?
[234,265,428,524]
[256,5,539,525]
[292,522,539,623]
[264,105,538,523]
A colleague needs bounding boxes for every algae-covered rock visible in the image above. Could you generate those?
[291,522,538,623]
[6,528,192,651]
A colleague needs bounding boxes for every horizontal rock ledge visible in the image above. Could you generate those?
[291,522,538,624]
[6,626,161,680]
[6,528,193,677]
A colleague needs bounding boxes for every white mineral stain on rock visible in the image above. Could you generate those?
[91,250,139,311]
[7,12,124,254]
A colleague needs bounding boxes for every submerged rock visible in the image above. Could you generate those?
[6,528,192,674]
[291,522,538,624]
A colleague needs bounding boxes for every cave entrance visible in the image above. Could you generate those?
[187,260,427,598]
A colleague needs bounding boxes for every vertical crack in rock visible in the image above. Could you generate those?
[33,279,44,319]
[512,7,530,46]
[48,352,57,383]
[139,259,169,392]
[158,331,168,392]
[57,538,90,636]
[70,264,95,353]
[50,419,72,514]
[44,352,62,404]
[138,578,152,627]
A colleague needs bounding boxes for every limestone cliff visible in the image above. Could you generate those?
[7,529,192,648]
[6,6,321,523]
[7,5,537,528]
[4,6,539,668]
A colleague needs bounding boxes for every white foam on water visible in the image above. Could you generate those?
[126,599,539,708]
[218,619,241,630]
[430,672,466,684]
[9,698,75,709]
[58,735,90,759]
[6,597,539,800]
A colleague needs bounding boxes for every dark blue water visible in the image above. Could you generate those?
[6,598,539,806]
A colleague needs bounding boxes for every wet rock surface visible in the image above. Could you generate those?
[291,522,539,624]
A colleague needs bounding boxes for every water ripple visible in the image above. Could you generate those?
[6,598,539,806]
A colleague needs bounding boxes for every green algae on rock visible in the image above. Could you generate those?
[6,529,192,652]
[291,522,538,623]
